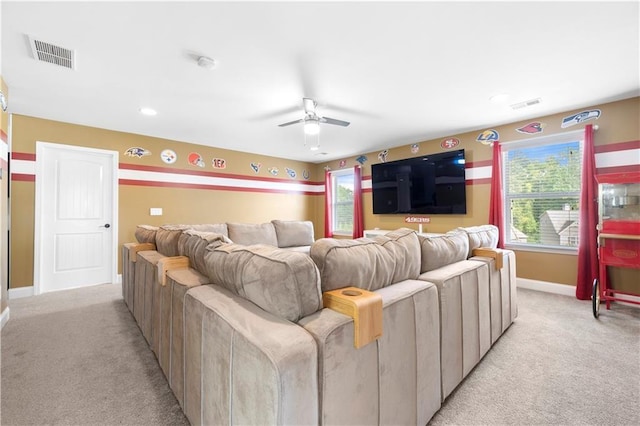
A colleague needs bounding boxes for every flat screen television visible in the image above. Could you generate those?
[371,149,467,214]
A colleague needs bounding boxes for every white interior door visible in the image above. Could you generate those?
[35,142,118,294]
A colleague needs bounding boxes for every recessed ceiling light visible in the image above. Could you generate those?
[138,107,157,116]
[489,93,510,103]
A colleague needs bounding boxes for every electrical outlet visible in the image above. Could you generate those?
[150,208,163,216]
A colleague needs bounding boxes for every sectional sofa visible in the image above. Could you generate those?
[121,221,517,425]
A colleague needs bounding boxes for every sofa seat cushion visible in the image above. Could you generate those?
[311,228,421,292]
[418,231,469,273]
[457,225,499,258]
[227,222,278,246]
[135,225,158,244]
[177,230,230,276]
[272,220,314,248]
[282,245,311,255]
[203,243,322,322]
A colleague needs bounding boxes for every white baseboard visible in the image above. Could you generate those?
[9,286,34,299]
[517,278,576,297]
[1,307,9,329]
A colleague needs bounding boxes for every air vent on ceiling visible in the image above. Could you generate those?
[510,98,541,110]
[28,36,76,70]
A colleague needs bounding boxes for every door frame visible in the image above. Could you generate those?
[34,141,119,295]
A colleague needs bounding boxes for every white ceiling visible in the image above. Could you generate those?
[2,1,639,163]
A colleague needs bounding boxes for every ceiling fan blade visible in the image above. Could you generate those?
[321,116,350,127]
[303,98,317,115]
[278,118,305,127]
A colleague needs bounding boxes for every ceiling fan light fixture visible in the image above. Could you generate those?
[304,119,320,135]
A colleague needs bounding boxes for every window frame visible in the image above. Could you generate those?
[331,168,355,236]
[502,129,584,254]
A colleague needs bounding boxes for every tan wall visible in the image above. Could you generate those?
[316,97,640,287]
[10,115,319,288]
[1,77,9,312]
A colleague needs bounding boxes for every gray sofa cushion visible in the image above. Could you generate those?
[178,230,230,276]
[457,225,499,258]
[135,225,158,244]
[418,231,469,273]
[203,243,322,323]
[189,223,229,237]
[310,228,421,292]
[272,220,314,248]
[155,224,192,257]
[227,222,278,246]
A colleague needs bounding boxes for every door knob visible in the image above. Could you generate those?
[101,224,111,229]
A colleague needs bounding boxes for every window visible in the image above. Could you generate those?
[502,130,584,251]
[331,169,354,235]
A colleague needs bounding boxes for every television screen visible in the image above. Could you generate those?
[371,149,467,214]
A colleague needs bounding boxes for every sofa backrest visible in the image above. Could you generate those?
[155,224,192,256]
[227,222,279,246]
[135,225,159,244]
[456,225,499,258]
[189,223,229,237]
[178,230,230,276]
[272,220,315,248]
[203,243,322,323]
[310,227,421,292]
[418,231,469,273]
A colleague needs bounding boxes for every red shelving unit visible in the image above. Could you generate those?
[592,171,640,317]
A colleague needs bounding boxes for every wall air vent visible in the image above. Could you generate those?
[28,36,76,70]
[510,98,541,110]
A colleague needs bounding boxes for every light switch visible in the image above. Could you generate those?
[150,208,163,216]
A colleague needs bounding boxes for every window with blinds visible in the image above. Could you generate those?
[502,130,584,251]
[332,170,354,235]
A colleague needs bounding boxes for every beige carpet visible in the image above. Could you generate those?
[1,283,639,425]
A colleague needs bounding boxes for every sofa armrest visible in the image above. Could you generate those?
[156,256,190,286]
[322,287,383,348]
[472,247,504,269]
[126,242,156,262]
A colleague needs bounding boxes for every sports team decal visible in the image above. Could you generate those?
[268,167,279,176]
[440,138,460,149]
[411,144,419,154]
[187,152,205,167]
[561,109,601,128]
[476,130,499,145]
[285,167,297,179]
[378,149,389,163]
[160,149,177,164]
[356,155,368,165]
[516,122,546,134]
[124,147,151,158]
[339,159,347,168]
[302,169,310,180]
[212,158,227,169]
[250,162,261,173]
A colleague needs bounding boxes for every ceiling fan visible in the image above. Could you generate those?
[278,98,350,135]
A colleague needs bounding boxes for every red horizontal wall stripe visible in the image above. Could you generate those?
[118,178,323,195]
[594,140,640,154]
[466,160,492,169]
[11,173,35,182]
[596,165,640,175]
[11,152,36,161]
[467,178,491,185]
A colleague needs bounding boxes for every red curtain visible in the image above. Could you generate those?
[353,166,364,238]
[576,124,598,300]
[324,170,334,238]
[489,141,505,248]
